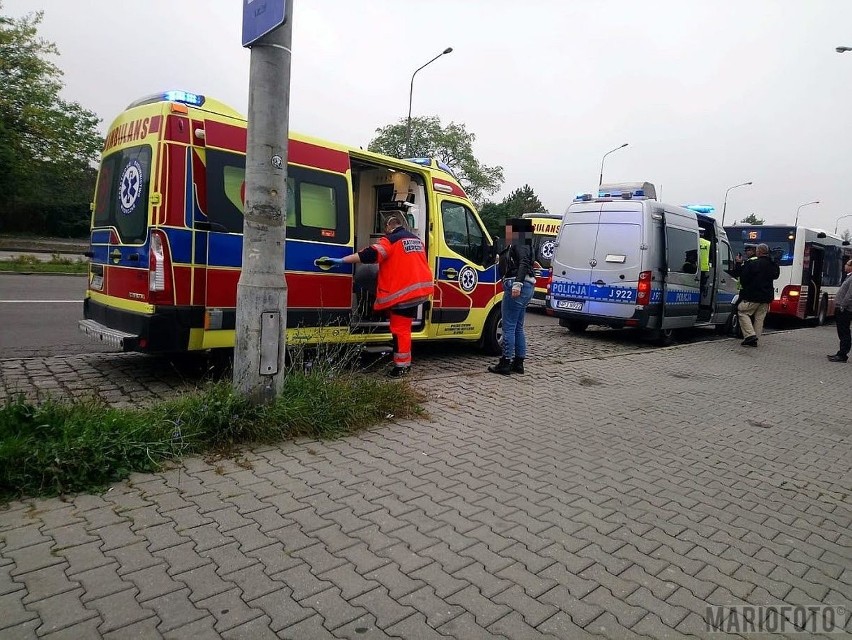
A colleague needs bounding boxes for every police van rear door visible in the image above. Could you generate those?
[549,204,600,313]
[586,204,643,320]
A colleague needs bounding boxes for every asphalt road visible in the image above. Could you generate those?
[0,273,114,358]
[0,272,794,363]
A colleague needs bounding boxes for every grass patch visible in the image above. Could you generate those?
[0,367,424,502]
[0,253,88,274]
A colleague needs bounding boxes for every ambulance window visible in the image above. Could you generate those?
[667,227,699,274]
[441,201,484,264]
[93,145,151,244]
[206,153,348,243]
[299,182,336,230]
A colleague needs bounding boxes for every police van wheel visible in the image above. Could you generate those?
[727,311,742,338]
[654,328,675,346]
[481,307,503,355]
[567,321,588,334]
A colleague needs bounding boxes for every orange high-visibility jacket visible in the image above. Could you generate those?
[360,228,434,312]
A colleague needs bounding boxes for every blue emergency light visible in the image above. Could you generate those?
[684,204,716,214]
[574,193,594,202]
[163,91,206,107]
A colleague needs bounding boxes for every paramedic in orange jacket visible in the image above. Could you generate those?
[330,214,433,377]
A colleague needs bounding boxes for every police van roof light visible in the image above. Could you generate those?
[684,204,716,214]
[574,193,594,202]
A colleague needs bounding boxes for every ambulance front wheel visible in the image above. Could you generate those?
[481,307,503,355]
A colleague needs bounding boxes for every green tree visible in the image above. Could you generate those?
[368,116,503,203]
[0,3,103,233]
[739,213,765,225]
[478,184,545,237]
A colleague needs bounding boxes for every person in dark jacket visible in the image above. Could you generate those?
[828,258,852,362]
[736,243,780,347]
[489,218,535,375]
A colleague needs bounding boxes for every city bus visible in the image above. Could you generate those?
[79,91,504,355]
[522,212,561,308]
[725,225,852,324]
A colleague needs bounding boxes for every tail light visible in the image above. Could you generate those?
[779,285,800,307]
[637,271,652,305]
[148,230,173,304]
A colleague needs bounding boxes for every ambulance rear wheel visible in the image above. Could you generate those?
[567,321,588,334]
[481,307,503,355]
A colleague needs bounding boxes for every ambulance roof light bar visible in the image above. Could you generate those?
[126,90,206,110]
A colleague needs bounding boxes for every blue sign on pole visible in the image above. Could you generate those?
[242,0,287,48]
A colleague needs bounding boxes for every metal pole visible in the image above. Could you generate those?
[720,181,752,226]
[599,143,628,187]
[794,200,819,228]
[834,214,852,234]
[405,48,452,157]
[234,0,293,404]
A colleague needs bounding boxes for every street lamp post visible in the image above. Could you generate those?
[835,214,852,234]
[836,46,852,53]
[720,181,753,226]
[405,47,453,157]
[598,143,628,186]
[794,200,819,228]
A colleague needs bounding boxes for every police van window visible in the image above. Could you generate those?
[93,145,152,244]
[720,239,734,273]
[441,201,484,264]
[206,150,348,243]
[667,227,699,274]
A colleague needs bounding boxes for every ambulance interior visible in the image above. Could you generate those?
[349,159,428,331]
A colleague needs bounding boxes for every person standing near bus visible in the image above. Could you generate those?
[736,243,780,347]
[828,258,852,362]
[489,218,535,375]
[331,214,433,377]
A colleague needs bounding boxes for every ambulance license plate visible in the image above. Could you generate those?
[90,274,103,291]
[557,300,583,311]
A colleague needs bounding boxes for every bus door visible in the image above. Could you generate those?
[433,197,498,337]
[661,214,700,329]
[805,243,825,317]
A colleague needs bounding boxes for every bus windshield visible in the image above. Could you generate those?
[725,226,794,266]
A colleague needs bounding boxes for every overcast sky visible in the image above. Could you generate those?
[6,0,852,233]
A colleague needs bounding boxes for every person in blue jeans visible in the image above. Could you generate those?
[489,218,536,375]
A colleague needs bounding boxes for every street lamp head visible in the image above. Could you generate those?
[443,47,453,55]
[836,46,852,53]
[620,143,628,148]
[745,181,753,185]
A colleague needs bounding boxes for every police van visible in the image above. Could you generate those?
[546,182,739,340]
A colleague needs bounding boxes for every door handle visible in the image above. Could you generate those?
[128,253,140,261]
[443,268,458,279]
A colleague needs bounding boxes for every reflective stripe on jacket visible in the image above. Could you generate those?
[366,228,434,311]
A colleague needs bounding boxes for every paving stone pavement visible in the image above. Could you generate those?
[0,322,850,638]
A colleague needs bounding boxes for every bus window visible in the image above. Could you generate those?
[93,145,152,244]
